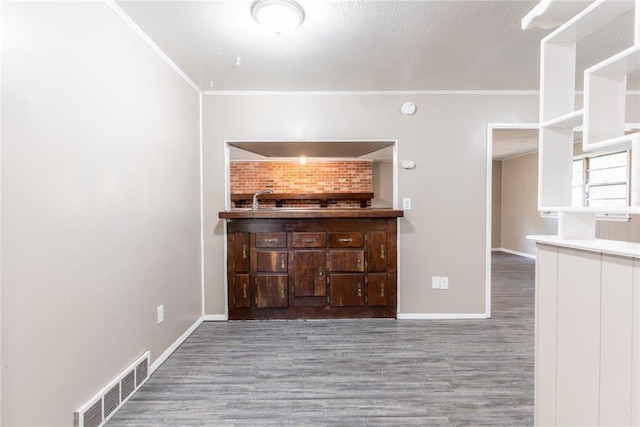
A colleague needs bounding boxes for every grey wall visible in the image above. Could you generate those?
[203,93,539,316]
[500,152,558,255]
[492,161,502,248]
[372,161,394,207]
[2,3,202,425]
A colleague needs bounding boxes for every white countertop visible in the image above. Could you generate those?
[527,235,640,259]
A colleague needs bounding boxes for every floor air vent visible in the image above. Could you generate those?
[74,351,150,427]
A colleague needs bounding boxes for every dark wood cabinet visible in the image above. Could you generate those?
[224,216,399,319]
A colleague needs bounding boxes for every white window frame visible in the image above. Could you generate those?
[572,149,631,222]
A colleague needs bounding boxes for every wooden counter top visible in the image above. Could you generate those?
[219,208,404,219]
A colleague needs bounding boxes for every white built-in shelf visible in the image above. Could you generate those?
[539,0,636,122]
[544,206,640,215]
[541,109,583,129]
[584,45,640,152]
[542,0,635,44]
[528,235,640,258]
[533,0,640,225]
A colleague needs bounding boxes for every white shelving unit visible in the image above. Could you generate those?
[533,0,640,238]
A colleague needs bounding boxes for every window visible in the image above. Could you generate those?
[572,150,630,209]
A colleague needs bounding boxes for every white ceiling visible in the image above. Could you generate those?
[115,0,637,158]
[492,128,539,161]
[114,0,607,92]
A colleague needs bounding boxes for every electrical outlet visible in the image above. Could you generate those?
[157,305,164,324]
[402,197,412,210]
[441,277,449,289]
[431,276,440,289]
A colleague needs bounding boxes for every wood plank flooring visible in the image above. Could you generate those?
[107,252,534,426]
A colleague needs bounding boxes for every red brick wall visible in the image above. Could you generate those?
[230,160,372,193]
[230,160,373,208]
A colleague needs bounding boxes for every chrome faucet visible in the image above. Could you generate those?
[252,189,274,210]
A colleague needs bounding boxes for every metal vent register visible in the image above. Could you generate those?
[74,352,150,427]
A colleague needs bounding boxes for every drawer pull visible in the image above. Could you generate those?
[265,238,280,244]
[242,283,248,299]
[318,266,323,280]
[380,282,385,297]
[242,244,247,260]
[281,283,286,299]
[338,238,353,243]
[357,255,362,267]
[280,254,286,269]
[357,282,362,298]
[302,238,317,243]
[380,244,385,260]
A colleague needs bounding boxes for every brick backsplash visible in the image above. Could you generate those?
[230,160,373,208]
[230,160,373,193]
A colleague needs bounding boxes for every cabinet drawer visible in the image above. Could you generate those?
[292,232,326,248]
[328,250,365,272]
[257,251,288,272]
[328,232,364,248]
[255,233,287,248]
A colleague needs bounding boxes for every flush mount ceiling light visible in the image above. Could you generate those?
[251,0,305,37]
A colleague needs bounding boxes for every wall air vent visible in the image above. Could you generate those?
[74,351,150,427]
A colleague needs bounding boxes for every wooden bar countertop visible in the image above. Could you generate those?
[218,208,404,219]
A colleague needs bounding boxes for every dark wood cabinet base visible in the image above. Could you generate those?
[222,214,401,320]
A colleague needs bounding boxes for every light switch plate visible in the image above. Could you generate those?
[441,277,449,289]
[403,198,412,210]
[432,276,440,289]
[157,305,164,324]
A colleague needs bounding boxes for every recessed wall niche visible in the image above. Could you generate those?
[227,140,395,209]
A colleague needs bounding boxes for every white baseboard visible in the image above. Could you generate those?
[150,316,203,373]
[203,314,228,321]
[494,247,536,260]
[397,313,489,320]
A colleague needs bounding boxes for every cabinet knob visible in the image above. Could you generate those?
[357,282,362,298]
[380,282,385,297]
[380,244,385,260]
[242,244,247,260]
[242,283,248,299]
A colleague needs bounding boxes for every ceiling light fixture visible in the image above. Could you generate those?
[251,0,305,37]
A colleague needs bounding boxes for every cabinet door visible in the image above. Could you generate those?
[231,232,250,273]
[257,251,288,272]
[367,231,388,271]
[330,274,365,307]
[367,273,387,307]
[232,274,251,308]
[256,276,288,308]
[329,250,364,272]
[291,250,326,297]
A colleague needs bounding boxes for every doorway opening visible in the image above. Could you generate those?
[486,123,540,316]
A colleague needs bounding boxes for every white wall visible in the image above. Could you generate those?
[203,93,538,316]
[1,2,202,425]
